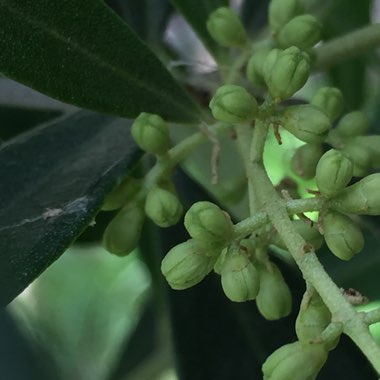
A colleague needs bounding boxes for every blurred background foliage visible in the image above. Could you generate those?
[1,0,380,379]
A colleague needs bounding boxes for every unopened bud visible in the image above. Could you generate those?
[209,85,258,123]
[322,211,364,261]
[256,263,292,320]
[246,47,271,85]
[184,201,234,243]
[206,7,247,47]
[281,104,331,143]
[291,143,323,179]
[161,239,219,290]
[316,149,353,197]
[221,248,260,302]
[145,187,183,227]
[277,14,322,50]
[336,111,371,137]
[311,87,344,122]
[102,204,145,256]
[263,341,328,380]
[264,47,310,101]
[268,0,304,33]
[351,135,380,168]
[331,173,380,215]
[296,290,332,344]
[131,113,170,155]
[102,176,142,211]
[341,143,371,177]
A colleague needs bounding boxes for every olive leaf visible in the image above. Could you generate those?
[0,111,143,305]
[0,0,200,122]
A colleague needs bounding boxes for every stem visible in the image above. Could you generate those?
[224,47,252,84]
[314,24,380,71]
[248,120,380,374]
[365,308,380,326]
[146,123,227,187]
[233,197,324,239]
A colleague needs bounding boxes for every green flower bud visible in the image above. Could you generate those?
[351,135,380,168]
[264,47,311,101]
[209,85,258,123]
[272,220,324,251]
[341,143,371,177]
[161,239,219,290]
[144,187,183,227]
[102,204,145,256]
[316,149,353,197]
[213,248,227,275]
[281,105,331,143]
[184,201,234,243]
[277,14,322,50]
[246,47,272,85]
[291,143,323,179]
[331,173,380,215]
[296,291,331,344]
[268,0,304,33]
[131,112,170,155]
[335,111,371,137]
[256,263,292,320]
[311,87,344,122]
[221,249,260,302]
[206,7,247,47]
[102,176,142,211]
[262,342,301,377]
[263,341,328,380]
[322,211,364,261]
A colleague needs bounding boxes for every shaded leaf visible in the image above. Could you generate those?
[0,105,61,141]
[117,0,173,49]
[0,111,143,305]
[170,0,229,60]
[240,0,269,36]
[0,0,200,122]
[323,0,371,109]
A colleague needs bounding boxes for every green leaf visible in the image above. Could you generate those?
[0,111,143,306]
[118,0,173,49]
[170,0,229,59]
[0,105,61,141]
[323,0,371,109]
[0,0,201,122]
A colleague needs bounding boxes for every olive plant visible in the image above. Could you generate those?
[1,0,380,379]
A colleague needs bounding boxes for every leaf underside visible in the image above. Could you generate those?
[0,111,142,306]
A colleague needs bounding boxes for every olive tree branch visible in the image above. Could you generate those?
[248,119,380,374]
[314,24,380,71]
[365,308,380,326]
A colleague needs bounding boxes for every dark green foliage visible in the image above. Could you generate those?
[0,0,200,122]
[0,111,142,305]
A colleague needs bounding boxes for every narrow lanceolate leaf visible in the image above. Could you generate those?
[0,0,201,122]
[170,0,229,59]
[0,111,143,306]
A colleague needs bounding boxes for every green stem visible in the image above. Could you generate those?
[233,197,324,239]
[146,123,227,187]
[314,24,380,71]
[365,308,380,326]
[224,47,252,84]
[249,120,380,374]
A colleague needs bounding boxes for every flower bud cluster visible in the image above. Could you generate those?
[161,201,234,290]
